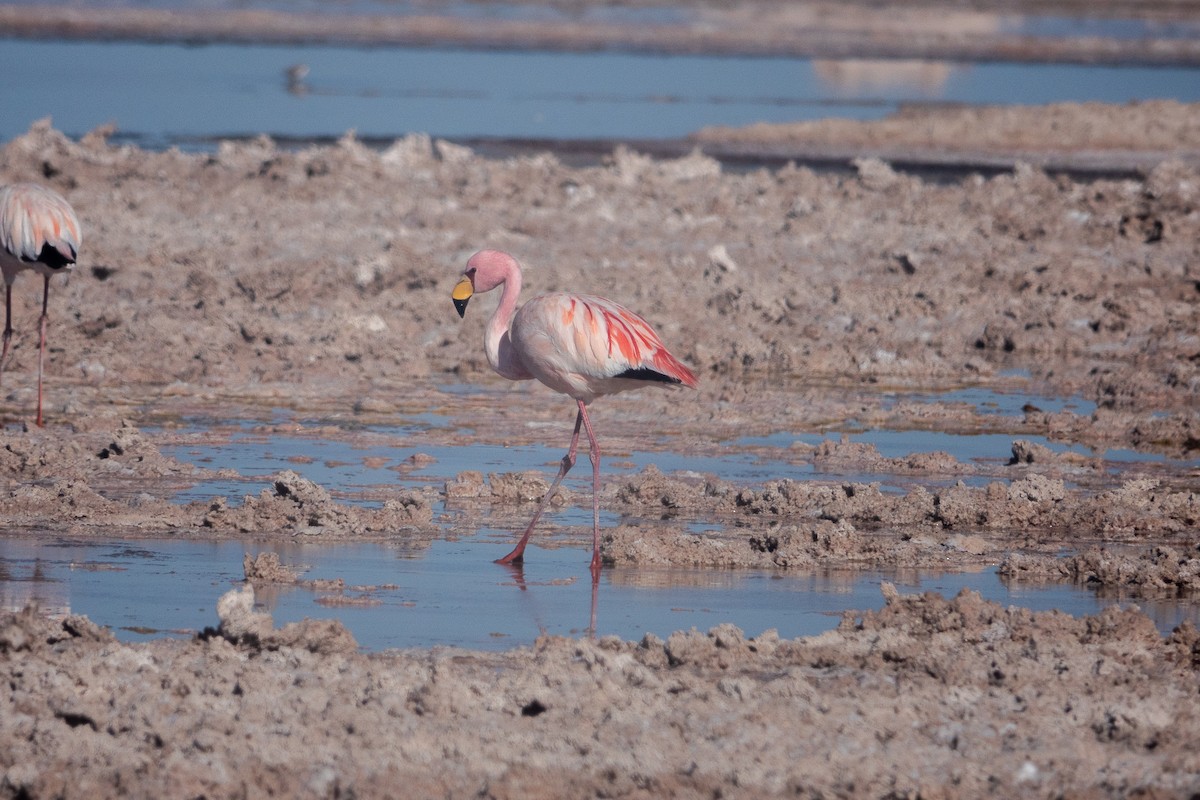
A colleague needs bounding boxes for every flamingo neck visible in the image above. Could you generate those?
[485,268,533,381]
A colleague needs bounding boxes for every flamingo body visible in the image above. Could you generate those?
[0,183,82,427]
[453,249,697,580]
[510,291,696,404]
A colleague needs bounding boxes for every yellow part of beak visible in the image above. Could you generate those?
[452,276,473,318]
[451,276,474,302]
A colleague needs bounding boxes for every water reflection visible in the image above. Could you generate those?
[608,567,748,591]
[283,62,310,96]
[812,59,956,95]
[0,556,71,617]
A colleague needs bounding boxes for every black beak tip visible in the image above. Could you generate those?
[453,297,469,318]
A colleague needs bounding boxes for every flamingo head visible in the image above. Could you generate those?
[452,249,518,318]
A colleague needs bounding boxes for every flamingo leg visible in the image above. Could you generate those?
[36,276,49,427]
[496,405,584,567]
[576,401,603,582]
[0,283,12,381]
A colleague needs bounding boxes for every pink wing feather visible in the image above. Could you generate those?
[0,184,82,275]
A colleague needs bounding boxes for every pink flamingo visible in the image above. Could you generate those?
[452,249,698,580]
[0,183,82,427]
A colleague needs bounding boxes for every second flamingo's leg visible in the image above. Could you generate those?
[576,401,603,581]
[1,284,13,381]
[35,276,49,427]
[496,406,584,566]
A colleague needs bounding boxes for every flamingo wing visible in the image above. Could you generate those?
[512,292,697,402]
[0,184,82,272]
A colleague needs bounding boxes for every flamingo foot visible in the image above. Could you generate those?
[495,549,525,566]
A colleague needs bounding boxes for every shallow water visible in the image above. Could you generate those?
[159,421,823,507]
[3,38,1200,150]
[2,535,1195,651]
[884,386,1097,417]
[7,383,1198,648]
[158,422,1129,508]
[153,384,1190,511]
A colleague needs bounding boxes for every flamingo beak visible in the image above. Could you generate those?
[452,276,473,318]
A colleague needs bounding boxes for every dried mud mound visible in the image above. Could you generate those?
[607,464,1199,585]
[3,588,1199,799]
[202,469,433,537]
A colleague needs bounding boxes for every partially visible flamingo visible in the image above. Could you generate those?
[452,249,698,580]
[0,183,83,427]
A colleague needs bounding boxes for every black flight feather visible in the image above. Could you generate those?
[614,367,681,385]
[30,243,76,270]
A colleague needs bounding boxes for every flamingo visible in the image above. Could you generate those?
[452,249,698,580]
[0,183,82,427]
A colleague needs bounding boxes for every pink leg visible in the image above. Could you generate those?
[36,276,49,427]
[496,404,584,566]
[576,402,603,582]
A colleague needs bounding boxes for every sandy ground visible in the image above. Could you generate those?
[1,86,1199,796]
